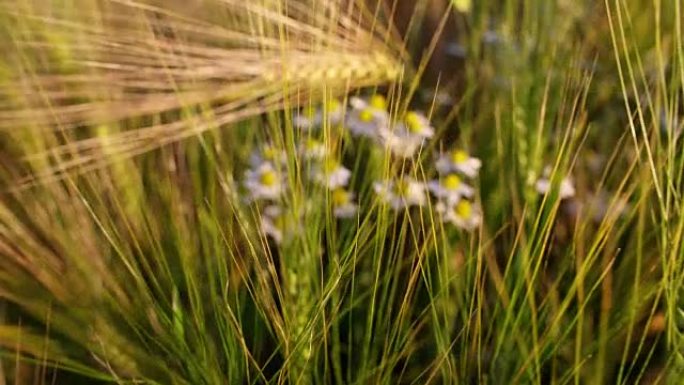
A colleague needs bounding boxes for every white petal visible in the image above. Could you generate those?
[454,212,481,230]
[380,131,423,158]
[455,158,482,178]
[373,181,389,196]
[263,205,282,218]
[427,180,442,195]
[294,115,316,130]
[244,163,284,200]
[535,178,551,195]
[559,179,576,199]
[326,109,344,125]
[261,217,283,244]
[314,166,351,189]
[346,109,388,138]
[327,168,351,188]
[349,97,367,110]
[435,201,449,215]
[460,184,475,198]
[435,156,453,174]
[334,203,358,218]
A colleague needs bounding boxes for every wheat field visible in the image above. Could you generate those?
[0,0,681,384]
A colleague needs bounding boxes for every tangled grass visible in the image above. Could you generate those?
[0,0,682,384]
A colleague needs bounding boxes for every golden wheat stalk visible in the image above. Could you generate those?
[0,0,404,187]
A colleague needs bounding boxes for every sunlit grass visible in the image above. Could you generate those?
[0,0,681,384]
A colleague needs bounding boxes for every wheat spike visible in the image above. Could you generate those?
[0,0,404,187]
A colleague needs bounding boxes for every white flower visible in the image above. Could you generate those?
[260,205,284,243]
[378,129,424,158]
[330,188,358,218]
[294,99,344,131]
[323,99,344,125]
[312,158,351,189]
[535,166,575,200]
[436,200,482,230]
[346,95,389,138]
[395,111,435,139]
[298,138,329,160]
[244,162,285,200]
[258,205,307,244]
[250,143,287,167]
[378,111,434,158]
[373,177,426,210]
[427,173,474,204]
[435,149,482,177]
[293,106,317,130]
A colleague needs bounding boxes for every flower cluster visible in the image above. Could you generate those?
[372,147,483,231]
[346,95,436,158]
[244,138,359,243]
[243,144,289,242]
[430,149,482,230]
[244,94,484,243]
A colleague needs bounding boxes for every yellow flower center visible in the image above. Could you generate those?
[450,150,468,164]
[326,99,340,112]
[302,105,316,118]
[455,200,472,219]
[323,158,339,174]
[359,109,374,122]
[405,111,424,133]
[262,146,278,160]
[260,170,278,186]
[331,188,350,206]
[443,174,461,190]
[305,138,321,150]
[369,94,387,110]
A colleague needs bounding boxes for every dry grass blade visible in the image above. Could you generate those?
[0,0,403,187]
